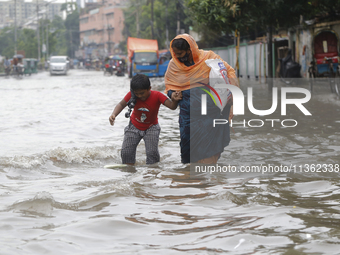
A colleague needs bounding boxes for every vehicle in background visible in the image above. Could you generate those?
[12,54,24,78]
[278,49,301,84]
[23,58,32,75]
[127,37,159,78]
[49,56,69,75]
[311,30,339,77]
[104,56,115,76]
[158,49,171,77]
[308,30,340,95]
[85,59,92,70]
[104,55,126,77]
[31,59,38,74]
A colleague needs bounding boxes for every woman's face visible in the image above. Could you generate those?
[172,47,192,63]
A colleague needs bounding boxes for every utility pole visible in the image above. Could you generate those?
[46,23,49,59]
[42,18,45,59]
[45,3,49,60]
[14,0,17,55]
[150,0,154,39]
[176,0,180,35]
[235,30,240,78]
[43,0,58,59]
[107,25,111,55]
[267,26,273,90]
[36,0,41,61]
[165,0,169,49]
[136,0,140,38]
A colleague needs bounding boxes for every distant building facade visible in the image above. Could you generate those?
[0,0,62,29]
[79,0,128,59]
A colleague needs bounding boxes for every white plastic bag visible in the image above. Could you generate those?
[205,59,232,111]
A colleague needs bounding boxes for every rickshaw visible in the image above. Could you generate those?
[309,30,340,95]
[104,56,116,76]
[23,58,32,75]
[115,58,126,77]
[31,59,38,74]
[85,59,92,70]
[111,55,126,77]
[12,54,24,77]
[104,57,111,75]
[91,59,101,71]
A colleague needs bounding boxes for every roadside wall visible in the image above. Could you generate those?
[205,42,270,80]
[205,20,340,80]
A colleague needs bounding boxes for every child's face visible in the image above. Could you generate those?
[133,88,151,101]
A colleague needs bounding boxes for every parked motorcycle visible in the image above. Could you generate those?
[279,49,301,84]
[116,65,125,76]
[104,63,114,75]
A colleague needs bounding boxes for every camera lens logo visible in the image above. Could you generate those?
[199,83,223,114]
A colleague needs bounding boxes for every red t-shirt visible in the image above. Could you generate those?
[124,90,168,131]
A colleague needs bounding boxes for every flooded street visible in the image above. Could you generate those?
[0,70,340,254]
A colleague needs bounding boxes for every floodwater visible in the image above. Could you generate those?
[0,70,340,254]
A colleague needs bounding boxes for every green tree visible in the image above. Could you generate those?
[0,27,16,57]
[123,0,191,49]
[64,9,80,58]
[305,0,340,22]
[49,16,67,56]
[185,0,340,45]
[0,27,39,58]
[0,6,80,59]
[184,0,319,81]
[17,29,38,58]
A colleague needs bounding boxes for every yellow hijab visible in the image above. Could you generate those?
[165,34,237,92]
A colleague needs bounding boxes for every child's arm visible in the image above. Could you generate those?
[109,99,127,126]
[163,91,182,110]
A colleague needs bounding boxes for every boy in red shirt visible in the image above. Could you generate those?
[109,74,182,165]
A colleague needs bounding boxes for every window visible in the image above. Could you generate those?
[106,12,114,19]
[323,41,328,53]
[80,17,88,24]
[135,52,158,63]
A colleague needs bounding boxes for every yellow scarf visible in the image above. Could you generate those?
[165,34,237,93]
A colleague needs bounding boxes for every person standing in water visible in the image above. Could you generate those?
[109,74,182,165]
[164,34,239,164]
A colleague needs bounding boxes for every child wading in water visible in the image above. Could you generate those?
[109,74,182,165]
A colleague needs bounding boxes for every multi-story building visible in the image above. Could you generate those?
[79,0,128,58]
[0,0,62,29]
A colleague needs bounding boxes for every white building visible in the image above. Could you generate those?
[0,0,63,28]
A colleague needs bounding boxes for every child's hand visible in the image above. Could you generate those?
[171,91,182,101]
[109,114,116,126]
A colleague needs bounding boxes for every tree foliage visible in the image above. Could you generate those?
[185,0,340,45]
[0,8,79,59]
[123,0,192,49]
[64,10,80,58]
[306,0,340,22]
